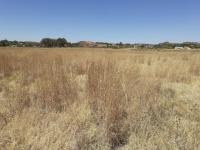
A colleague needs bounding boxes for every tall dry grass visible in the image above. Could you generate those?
[0,48,200,150]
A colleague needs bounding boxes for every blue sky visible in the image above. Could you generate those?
[0,0,200,43]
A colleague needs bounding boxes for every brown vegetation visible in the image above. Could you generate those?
[0,47,200,150]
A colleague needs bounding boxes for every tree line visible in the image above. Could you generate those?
[0,38,69,48]
[0,40,40,47]
[40,38,68,47]
[1,38,200,49]
[154,42,200,49]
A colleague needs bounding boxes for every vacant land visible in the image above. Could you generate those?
[0,47,200,150]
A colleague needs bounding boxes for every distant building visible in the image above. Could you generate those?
[133,45,137,49]
[175,46,191,50]
[175,47,184,50]
[111,44,120,48]
[95,43,107,48]
[184,46,191,50]
[11,45,17,47]
[78,41,96,47]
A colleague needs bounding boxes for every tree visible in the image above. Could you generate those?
[155,42,175,49]
[56,38,67,47]
[40,38,56,47]
[40,38,68,47]
[116,42,123,48]
[0,40,9,47]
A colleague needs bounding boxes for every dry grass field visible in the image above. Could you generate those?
[0,47,200,150]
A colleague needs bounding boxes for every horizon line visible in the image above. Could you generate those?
[0,38,200,45]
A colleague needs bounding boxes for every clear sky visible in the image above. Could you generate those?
[0,0,200,43]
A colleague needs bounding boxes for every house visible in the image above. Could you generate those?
[184,46,191,50]
[175,46,191,50]
[11,45,17,47]
[95,43,107,48]
[175,47,184,50]
[78,41,96,47]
